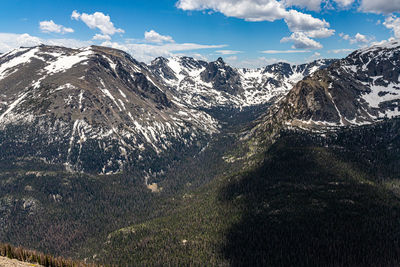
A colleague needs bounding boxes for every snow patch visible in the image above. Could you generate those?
[45,48,93,74]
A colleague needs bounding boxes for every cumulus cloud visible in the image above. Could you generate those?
[71,10,124,36]
[176,0,333,49]
[333,0,355,7]
[176,0,331,30]
[39,20,74,34]
[281,32,323,49]
[93,34,111,40]
[283,10,335,39]
[306,51,322,61]
[284,10,330,32]
[328,48,354,54]
[176,0,288,22]
[144,30,174,43]
[352,33,369,44]
[0,33,93,53]
[339,32,350,40]
[339,32,372,44]
[305,28,335,38]
[215,50,242,55]
[0,33,42,52]
[359,0,400,14]
[282,0,323,12]
[226,55,238,61]
[383,16,400,38]
[191,53,209,61]
[261,49,310,53]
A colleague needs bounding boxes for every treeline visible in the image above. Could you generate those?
[0,243,100,267]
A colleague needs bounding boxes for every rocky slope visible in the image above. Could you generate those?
[268,40,400,129]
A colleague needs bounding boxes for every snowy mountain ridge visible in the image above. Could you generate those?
[6,41,399,176]
[149,56,335,109]
[0,45,219,175]
[253,39,400,132]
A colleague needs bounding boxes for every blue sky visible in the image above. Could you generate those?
[0,0,399,67]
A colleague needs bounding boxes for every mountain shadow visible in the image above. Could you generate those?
[220,130,400,266]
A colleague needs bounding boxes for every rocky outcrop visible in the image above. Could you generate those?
[265,40,400,129]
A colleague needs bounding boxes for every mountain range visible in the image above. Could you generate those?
[0,44,333,176]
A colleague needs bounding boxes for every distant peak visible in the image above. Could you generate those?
[151,56,168,65]
[216,57,224,63]
[356,39,400,55]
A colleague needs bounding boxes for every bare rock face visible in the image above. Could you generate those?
[200,57,243,95]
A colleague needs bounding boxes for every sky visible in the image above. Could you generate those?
[0,0,399,68]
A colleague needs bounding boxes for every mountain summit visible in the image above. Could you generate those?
[271,40,400,128]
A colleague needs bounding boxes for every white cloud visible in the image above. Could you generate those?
[304,28,335,38]
[370,37,397,46]
[144,30,174,43]
[71,10,80,20]
[39,20,74,34]
[383,16,400,38]
[215,50,241,55]
[45,38,92,48]
[191,53,209,61]
[281,32,323,49]
[226,55,238,61]
[71,10,124,36]
[339,32,350,40]
[359,0,400,14]
[176,0,288,22]
[282,0,323,12]
[176,0,333,50]
[176,0,331,33]
[93,34,111,40]
[329,48,354,54]
[284,10,331,32]
[0,33,93,53]
[352,33,369,44]
[340,32,372,44]
[333,0,354,7]
[306,51,322,61]
[261,49,310,53]
[0,33,42,52]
